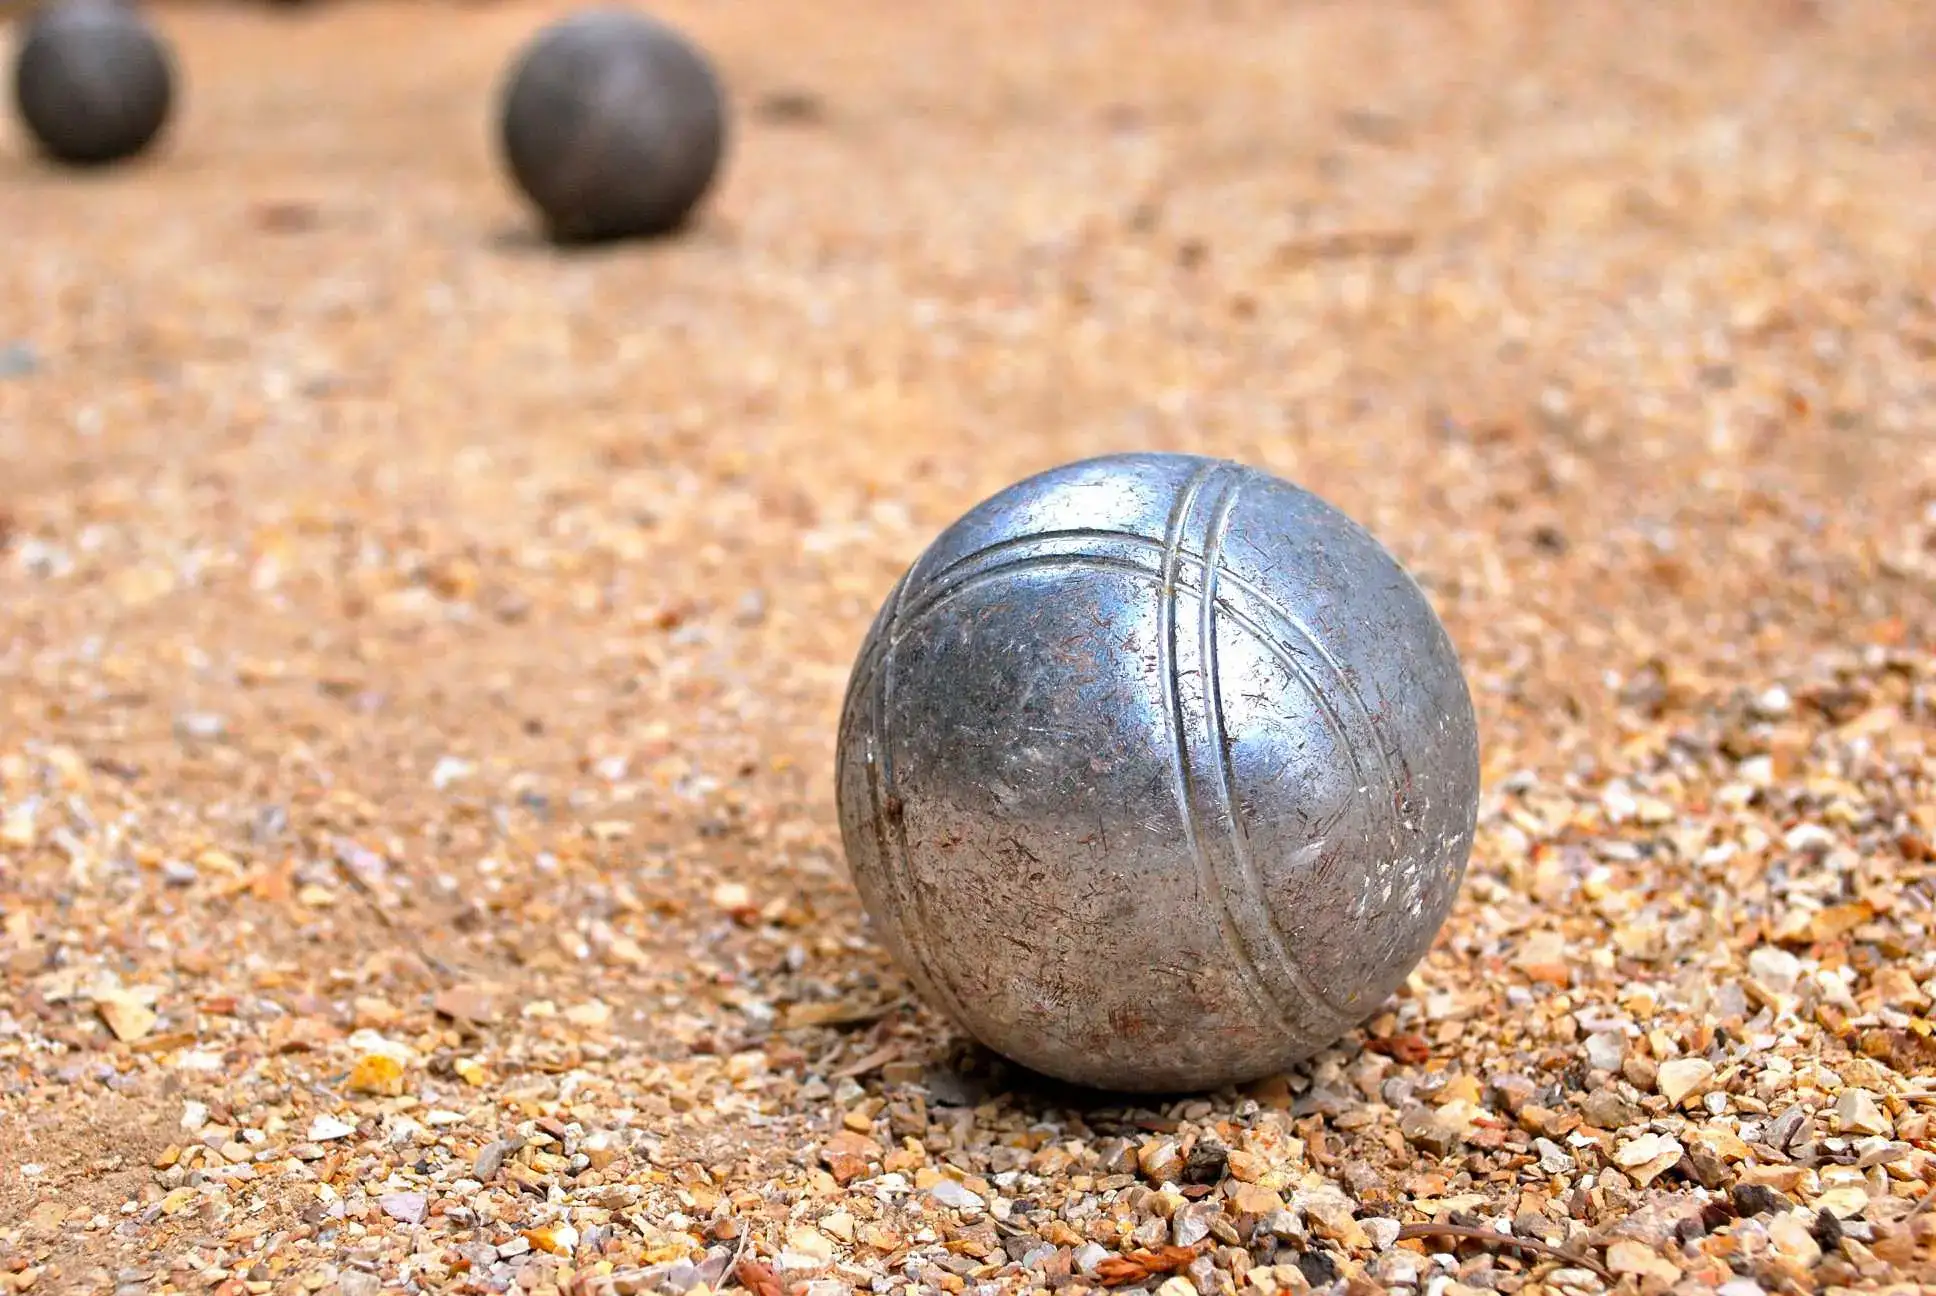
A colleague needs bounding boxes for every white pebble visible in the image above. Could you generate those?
[1073,1243,1110,1274]
[307,1114,356,1142]
[928,1179,985,1212]
[1584,1030,1628,1072]
[1748,946,1802,994]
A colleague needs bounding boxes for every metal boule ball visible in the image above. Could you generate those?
[496,6,728,245]
[835,452,1481,1093]
[11,0,174,168]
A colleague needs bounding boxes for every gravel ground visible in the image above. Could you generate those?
[2,2,1935,1294]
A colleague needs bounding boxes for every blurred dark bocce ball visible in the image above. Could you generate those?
[496,6,729,245]
[10,0,175,168]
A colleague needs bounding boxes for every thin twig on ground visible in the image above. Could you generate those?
[1394,1222,1614,1281]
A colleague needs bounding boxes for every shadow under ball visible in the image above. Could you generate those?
[835,453,1482,1093]
[497,7,727,244]
[11,0,174,168]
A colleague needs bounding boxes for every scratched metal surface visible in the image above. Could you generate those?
[836,452,1481,1092]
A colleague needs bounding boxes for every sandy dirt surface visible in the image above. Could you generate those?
[2,1,1934,1293]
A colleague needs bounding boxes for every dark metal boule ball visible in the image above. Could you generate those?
[11,0,174,168]
[835,452,1482,1093]
[496,7,727,244]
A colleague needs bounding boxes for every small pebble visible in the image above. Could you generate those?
[307,1115,356,1142]
[0,341,37,378]
[474,1137,522,1181]
[1747,946,1802,994]
[1362,1216,1401,1251]
[928,1178,985,1212]
[173,711,225,741]
[1732,1183,1791,1217]
[1072,1243,1109,1274]
[1583,1029,1627,1072]
[1171,1202,1213,1247]
[378,1192,427,1225]
[1656,1057,1716,1106]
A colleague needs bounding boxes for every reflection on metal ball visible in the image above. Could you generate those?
[836,452,1480,1092]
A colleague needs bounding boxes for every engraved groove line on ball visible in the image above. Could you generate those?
[1156,463,1299,1033]
[910,528,1167,608]
[1188,471,1303,1032]
[1197,474,1354,1026]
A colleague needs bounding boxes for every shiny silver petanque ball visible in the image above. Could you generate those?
[496,6,727,244]
[10,0,174,168]
[835,452,1481,1093]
